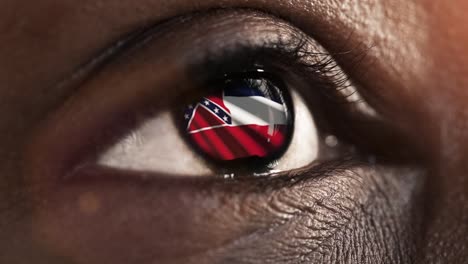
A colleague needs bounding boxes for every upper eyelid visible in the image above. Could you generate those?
[59,9,312,86]
[96,9,375,115]
[40,7,378,129]
[26,8,397,185]
[56,10,331,111]
[52,8,366,111]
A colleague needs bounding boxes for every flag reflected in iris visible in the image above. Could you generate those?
[184,78,293,162]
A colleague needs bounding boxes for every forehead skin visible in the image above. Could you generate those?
[0,0,467,263]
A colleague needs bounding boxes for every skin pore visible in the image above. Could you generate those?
[1,0,468,263]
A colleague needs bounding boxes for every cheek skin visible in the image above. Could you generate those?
[31,166,421,264]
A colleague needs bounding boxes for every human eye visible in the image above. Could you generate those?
[28,10,405,181]
[97,71,320,177]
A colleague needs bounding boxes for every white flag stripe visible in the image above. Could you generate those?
[188,124,231,134]
[223,96,287,126]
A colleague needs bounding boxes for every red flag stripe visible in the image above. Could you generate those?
[189,111,235,160]
[240,125,287,148]
[187,127,217,160]
[206,125,252,159]
[220,126,269,157]
[190,133,223,160]
[190,125,287,160]
[222,125,285,157]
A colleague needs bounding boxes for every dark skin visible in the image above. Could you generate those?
[1,0,468,263]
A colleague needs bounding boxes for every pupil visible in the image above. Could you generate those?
[183,77,293,164]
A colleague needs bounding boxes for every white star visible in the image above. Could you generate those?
[188,104,193,109]
[184,114,190,120]
[223,115,228,121]
[204,100,209,106]
[214,108,219,113]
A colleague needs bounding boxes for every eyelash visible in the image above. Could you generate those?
[37,9,411,181]
[186,42,363,120]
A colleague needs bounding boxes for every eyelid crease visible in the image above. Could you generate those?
[48,27,150,110]
[51,8,377,126]
[55,9,363,95]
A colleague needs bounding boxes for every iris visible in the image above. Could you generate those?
[183,76,294,163]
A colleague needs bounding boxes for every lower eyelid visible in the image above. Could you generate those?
[31,159,409,263]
